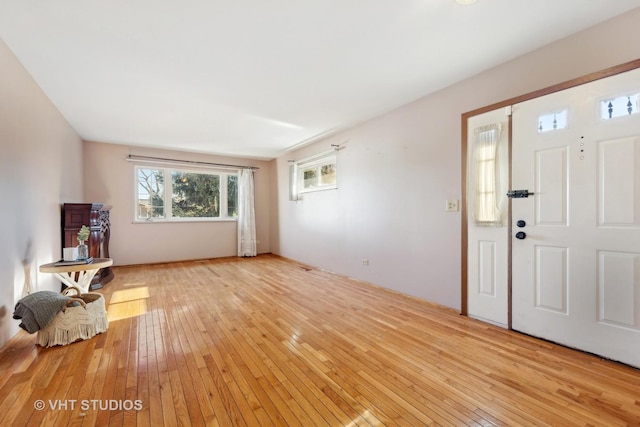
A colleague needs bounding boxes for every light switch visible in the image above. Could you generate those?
[446,200,459,212]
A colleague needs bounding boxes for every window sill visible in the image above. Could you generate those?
[133,218,238,224]
[298,186,338,195]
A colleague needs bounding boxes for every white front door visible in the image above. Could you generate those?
[511,67,640,367]
[466,108,510,327]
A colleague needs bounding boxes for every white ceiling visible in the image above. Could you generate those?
[1,1,639,160]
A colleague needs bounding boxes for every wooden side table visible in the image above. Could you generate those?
[39,258,113,293]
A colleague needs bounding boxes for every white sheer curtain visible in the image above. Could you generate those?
[237,168,257,257]
[470,124,503,226]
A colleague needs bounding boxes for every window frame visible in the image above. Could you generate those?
[134,165,239,223]
[295,151,337,195]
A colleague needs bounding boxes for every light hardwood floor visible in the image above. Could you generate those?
[1,254,639,426]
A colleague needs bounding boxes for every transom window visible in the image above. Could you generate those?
[135,166,238,221]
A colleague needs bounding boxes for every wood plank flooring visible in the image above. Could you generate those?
[1,254,639,426]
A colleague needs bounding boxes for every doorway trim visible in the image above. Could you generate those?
[460,58,640,326]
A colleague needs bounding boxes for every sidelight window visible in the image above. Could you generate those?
[470,124,503,225]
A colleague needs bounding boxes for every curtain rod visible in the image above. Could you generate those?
[126,155,259,171]
[289,145,339,164]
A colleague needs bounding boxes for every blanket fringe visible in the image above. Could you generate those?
[37,293,108,347]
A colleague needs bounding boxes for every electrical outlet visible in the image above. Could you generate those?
[446,199,459,212]
[362,259,369,266]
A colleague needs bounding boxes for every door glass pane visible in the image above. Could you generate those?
[600,93,639,120]
[537,110,567,133]
[473,127,500,224]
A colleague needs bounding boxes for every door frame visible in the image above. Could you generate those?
[460,58,640,327]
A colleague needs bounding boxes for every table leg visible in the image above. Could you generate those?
[54,269,100,293]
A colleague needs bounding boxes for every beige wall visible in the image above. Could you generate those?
[83,142,272,265]
[0,40,84,346]
[273,8,640,309]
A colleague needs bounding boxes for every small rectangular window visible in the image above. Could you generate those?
[135,166,237,221]
[600,94,639,120]
[537,110,568,133]
[296,151,337,194]
[288,150,338,200]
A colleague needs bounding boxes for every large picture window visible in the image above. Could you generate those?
[136,166,238,221]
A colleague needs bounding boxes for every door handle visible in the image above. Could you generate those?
[507,190,534,198]
[515,231,526,240]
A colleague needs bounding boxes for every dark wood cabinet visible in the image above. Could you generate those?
[62,203,114,289]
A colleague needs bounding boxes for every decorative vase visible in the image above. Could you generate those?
[77,241,89,260]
